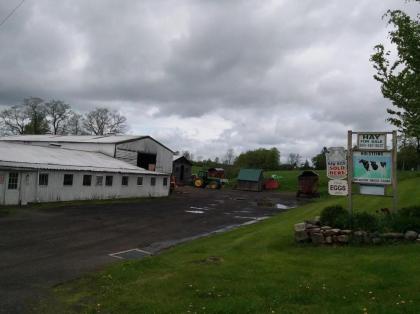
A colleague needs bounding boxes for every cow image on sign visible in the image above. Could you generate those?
[325,147,347,180]
[328,179,348,196]
[353,151,392,185]
[357,133,386,150]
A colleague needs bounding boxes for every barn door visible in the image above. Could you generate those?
[180,165,185,181]
[4,172,20,205]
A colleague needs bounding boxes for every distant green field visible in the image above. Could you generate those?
[37,173,420,313]
[193,167,418,196]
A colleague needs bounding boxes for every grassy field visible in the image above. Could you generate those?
[35,172,420,313]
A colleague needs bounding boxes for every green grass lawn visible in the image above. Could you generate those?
[36,173,420,314]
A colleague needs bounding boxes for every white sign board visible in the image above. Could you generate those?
[358,133,386,150]
[328,179,348,196]
[359,184,385,196]
[325,147,347,179]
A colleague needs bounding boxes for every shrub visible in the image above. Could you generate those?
[320,205,351,229]
[352,212,379,232]
[381,206,420,233]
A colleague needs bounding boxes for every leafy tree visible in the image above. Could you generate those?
[398,143,420,170]
[83,107,128,135]
[311,147,327,170]
[182,150,193,161]
[235,147,280,170]
[287,153,301,168]
[370,8,420,152]
[22,97,49,134]
[44,100,72,134]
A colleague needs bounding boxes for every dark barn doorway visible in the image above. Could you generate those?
[180,165,185,181]
[137,152,157,171]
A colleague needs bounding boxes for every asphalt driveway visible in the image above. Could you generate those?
[0,187,302,313]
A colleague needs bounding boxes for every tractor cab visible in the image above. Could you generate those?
[193,169,222,189]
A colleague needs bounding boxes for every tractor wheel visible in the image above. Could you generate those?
[194,178,204,188]
[208,181,219,189]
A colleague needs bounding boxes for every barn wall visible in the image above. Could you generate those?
[0,170,170,205]
[116,138,173,173]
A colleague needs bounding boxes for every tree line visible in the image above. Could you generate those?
[0,97,128,136]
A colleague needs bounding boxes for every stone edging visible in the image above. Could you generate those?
[295,217,420,245]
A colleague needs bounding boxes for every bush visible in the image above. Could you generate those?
[352,212,379,232]
[320,205,351,229]
[381,206,420,233]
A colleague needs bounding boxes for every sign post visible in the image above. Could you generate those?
[347,131,353,215]
[392,130,398,211]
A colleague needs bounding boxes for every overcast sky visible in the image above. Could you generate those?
[0,0,418,162]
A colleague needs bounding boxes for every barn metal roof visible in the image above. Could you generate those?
[0,134,175,153]
[237,168,264,182]
[0,134,144,144]
[0,142,166,175]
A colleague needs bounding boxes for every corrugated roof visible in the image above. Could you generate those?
[237,168,263,182]
[0,134,144,144]
[0,142,166,175]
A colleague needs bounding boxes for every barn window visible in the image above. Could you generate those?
[39,173,49,186]
[63,174,73,186]
[105,176,113,186]
[163,177,168,186]
[122,176,129,186]
[8,172,18,190]
[96,176,103,186]
[83,175,92,186]
[137,177,143,186]
[151,177,156,186]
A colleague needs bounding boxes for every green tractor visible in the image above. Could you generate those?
[193,170,222,189]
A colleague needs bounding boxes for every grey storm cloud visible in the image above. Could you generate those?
[0,0,418,160]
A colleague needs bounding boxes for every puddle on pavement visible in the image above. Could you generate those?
[185,210,205,214]
[275,203,290,209]
[256,199,296,209]
[190,206,210,211]
[234,216,258,219]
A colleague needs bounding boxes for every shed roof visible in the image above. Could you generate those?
[173,155,193,165]
[0,142,165,175]
[237,168,263,182]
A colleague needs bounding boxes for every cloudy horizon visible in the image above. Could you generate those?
[0,0,418,162]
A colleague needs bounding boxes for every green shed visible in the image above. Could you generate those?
[237,168,264,192]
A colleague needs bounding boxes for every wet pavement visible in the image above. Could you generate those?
[0,187,304,313]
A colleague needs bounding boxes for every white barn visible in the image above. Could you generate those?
[0,135,174,173]
[0,135,174,205]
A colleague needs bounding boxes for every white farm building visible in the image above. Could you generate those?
[0,135,174,205]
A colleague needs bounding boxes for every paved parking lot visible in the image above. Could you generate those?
[0,187,302,313]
